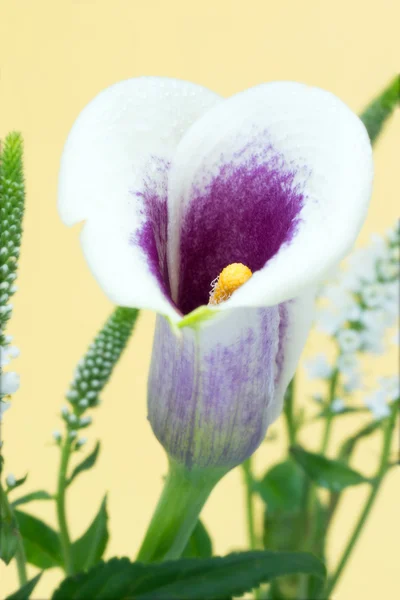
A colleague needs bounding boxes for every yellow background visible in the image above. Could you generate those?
[0,0,399,598]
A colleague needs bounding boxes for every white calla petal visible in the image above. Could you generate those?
[58,77,221,318]
[266,288,316,426]
[167,81,372,314]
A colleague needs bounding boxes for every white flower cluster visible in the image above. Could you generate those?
[0,337,20,422]
[306,222,399,419]
[364,375,400,420]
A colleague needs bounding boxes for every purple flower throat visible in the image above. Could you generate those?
[135,149,305,315]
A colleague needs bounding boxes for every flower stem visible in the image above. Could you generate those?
[284,377,297,446]
[241,458,262,600]
[0,483,28,586]
[137,459,227,563]
[56,436,74,575]
[324,406,397,597]
[320,368,339,454]
[241,458,257,550]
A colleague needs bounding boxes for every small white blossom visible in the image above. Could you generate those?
[360,330,386,355]
[379,376,400,402]
[337,353,359,374]
[337,329,362,354]
[361,283,386,308]
[377,259,399,280]
[1,371,20,395]
[364,390,391,420]
[316,310,346,335]
[79,416,92,426]
[6,473,16,487]
[52,430,62,442]
[0,345,20,367]
[61,406,69,417]
[0,399,11,420]
[331,398,346,413]
[69,430,77,439]
[78,399,89,408]
[304,353,333,379]
[75,437,88,449]
[343,371,363,392]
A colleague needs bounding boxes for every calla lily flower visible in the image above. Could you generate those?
[59,77,372,470]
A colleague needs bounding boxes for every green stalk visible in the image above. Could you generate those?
[283,377,297,446]
[324,406,397,597]
[320,368,339,454]
[56,437,74,575]
[241,458,257,550]
[0,483,28,586]
[137,459,227,563]
[241,458,263,600]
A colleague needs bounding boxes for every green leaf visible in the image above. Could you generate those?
[182,519,212,558]
[360,75,400,144]
[290,446,371,492]
[14,510,64,569]
[314,406,368,420]
[52,552,326,600]
[7,474,28,492]
[67,442,100,487]
[339,419,382,462]
[72,495,108,572]
[0,519,18,565]
[11,491,52,508]
[5,573,42,600]
[255,460,304,512]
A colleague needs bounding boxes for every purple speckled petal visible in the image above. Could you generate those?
[148,291,314,469]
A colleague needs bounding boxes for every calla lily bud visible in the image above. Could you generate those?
[59,77,373,471]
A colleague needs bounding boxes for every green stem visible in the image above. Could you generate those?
[241,458,262,600]
[0,483,28,586]
[241,458,257,550]
[284,377,297,446]
[324,407,397,597]
[320,368,339,454]
[56,437,74,575]
[137,459,227,563]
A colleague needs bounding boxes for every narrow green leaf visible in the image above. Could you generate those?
[339,420,382,462]
[11,490,53,508]
[290,446,371,492]
[255,460,304,512]
[52,552,326,600]
[67,442,100,487]
[182,519,212,559]
[360,75,400,144]
[14,510,64,569]
[72,495,108,572]
[7,474,28,492]
[5,573,42,600]
[314,406,368,420]
[0,519,18,565]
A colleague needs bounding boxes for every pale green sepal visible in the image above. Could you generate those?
[178,306,217,330]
